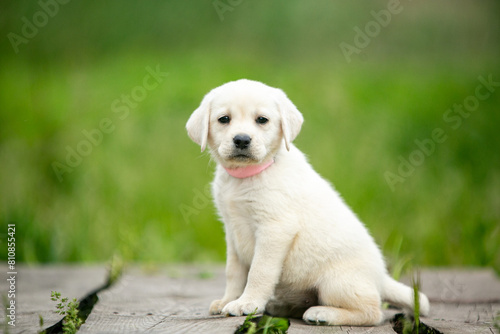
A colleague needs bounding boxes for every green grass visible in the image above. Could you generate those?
[50,291,83,334]
[0,1,499,270]
[235,310,289,334]
[390,272,443,334]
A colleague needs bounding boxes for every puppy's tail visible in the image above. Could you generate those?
[381,276,430,317]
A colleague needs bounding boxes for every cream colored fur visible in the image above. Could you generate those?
[186,79,429,326]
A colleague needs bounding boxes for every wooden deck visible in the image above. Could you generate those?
[1,265,499,333]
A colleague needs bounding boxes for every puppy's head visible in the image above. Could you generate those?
[186,79,303,168]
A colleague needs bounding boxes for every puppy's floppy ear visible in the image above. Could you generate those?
[273,88,304,151]
[186,90,214,152]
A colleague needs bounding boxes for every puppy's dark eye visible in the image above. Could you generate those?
[218,116,230,124]
[256,116,268,124]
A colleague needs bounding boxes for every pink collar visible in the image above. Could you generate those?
[224,159,274,179]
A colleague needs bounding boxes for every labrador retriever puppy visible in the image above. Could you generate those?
[186,79,429,326]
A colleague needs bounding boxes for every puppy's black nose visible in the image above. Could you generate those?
[233,134,251,149]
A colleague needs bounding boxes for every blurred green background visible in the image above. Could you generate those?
[1,1,499,270]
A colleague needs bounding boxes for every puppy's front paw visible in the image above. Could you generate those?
[222,298,265,316]
[209,299,229,315]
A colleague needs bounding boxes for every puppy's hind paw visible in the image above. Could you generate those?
[303,306,335,326]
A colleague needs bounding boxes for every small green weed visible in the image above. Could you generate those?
[41,255,123,333]
[494,311,500,331]
[384,238,413,310]
[235,309,290,334]
[50,291,83,334]
[390,236,414,282]
[391,271,442,334]
[411,272,421,333]
[106,253,124,287]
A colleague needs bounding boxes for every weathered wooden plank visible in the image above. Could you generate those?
[429,302,499,324]
[401,268,500,303]
[0,264,107,334]
[80,265,238,333]
[80,266,500,333]
[288,317,397,334]
[2,265,499,333]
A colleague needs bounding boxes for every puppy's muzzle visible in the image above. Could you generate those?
[233,134,251,150]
